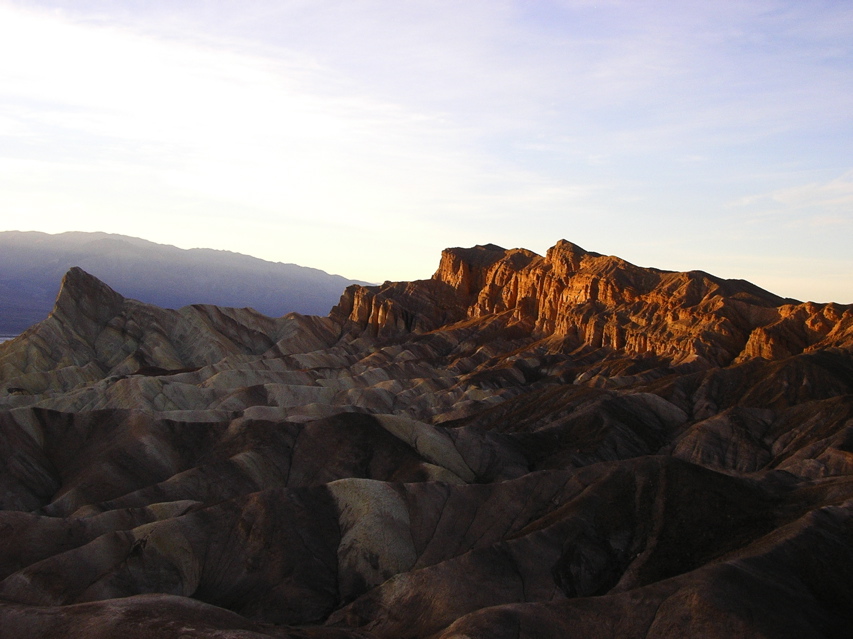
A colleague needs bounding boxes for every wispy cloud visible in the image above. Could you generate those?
[729,170,853,216]
[771,171,853,211]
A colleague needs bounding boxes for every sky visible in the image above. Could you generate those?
[0,0,851,302]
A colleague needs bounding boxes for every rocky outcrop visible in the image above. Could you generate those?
[1,242,853,638]
[334,240,853,367]
[0,267,341,396]
[330,278,467,338]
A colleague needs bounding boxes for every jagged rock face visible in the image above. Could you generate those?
[330,278,468,339]
[440,240,853,364]
[335,240,853,367]
[1,243,853,638]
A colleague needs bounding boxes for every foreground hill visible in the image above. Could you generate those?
[0,239,852,638]
[0,231,368,334]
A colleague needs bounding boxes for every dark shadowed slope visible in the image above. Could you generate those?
[1,240,852,638]
[0,231,369,334]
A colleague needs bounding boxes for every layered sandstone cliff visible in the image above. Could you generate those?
[333,240,853,366]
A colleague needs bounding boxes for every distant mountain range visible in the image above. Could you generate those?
[0,231,369,334]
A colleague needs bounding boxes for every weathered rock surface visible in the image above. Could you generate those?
[334,240,853,365]
[1,240,852,638]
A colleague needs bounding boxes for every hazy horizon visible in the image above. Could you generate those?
[0,229,368,281]
[1,1,851,303]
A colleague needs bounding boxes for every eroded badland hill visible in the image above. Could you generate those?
[1,240,852,638]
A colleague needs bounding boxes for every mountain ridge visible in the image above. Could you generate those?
[0,230,370,334]
[332,239,853,366]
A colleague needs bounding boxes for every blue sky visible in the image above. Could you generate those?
[1,0,851,302]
